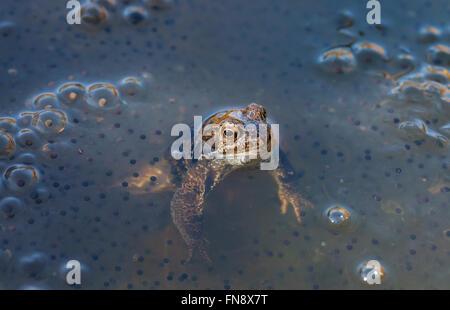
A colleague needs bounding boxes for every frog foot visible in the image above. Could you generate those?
[186,238,212,265]
[278,184,314,223]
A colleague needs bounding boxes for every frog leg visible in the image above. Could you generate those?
[271,151,314,223]
[170,161,222,264]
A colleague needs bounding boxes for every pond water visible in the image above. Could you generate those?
[0,0,448,289]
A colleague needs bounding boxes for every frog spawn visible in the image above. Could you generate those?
[76,0,171,29]
[0,76,146,288]
[317,16,450,153]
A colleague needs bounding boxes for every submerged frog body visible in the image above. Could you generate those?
[169,103,314,263]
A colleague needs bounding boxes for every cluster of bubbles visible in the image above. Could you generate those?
[317,11,450,153]
[78,0,172,28]
[387,37,449,149]
[0,76,145,286]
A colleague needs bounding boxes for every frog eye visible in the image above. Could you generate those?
[223,129,234,137]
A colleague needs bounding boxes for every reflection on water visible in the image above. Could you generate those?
[0,0,448,289]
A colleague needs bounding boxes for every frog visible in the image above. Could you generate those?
[168,103,314,264]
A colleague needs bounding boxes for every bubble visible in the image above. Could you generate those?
[118,77,144,99]
[0,117,18,133]
[424,66,450,84]
[3,165,39,192]
[0,197,24,220]
[418,26,441,43]
[352,42,388,66]
[0,21,15,37]
[16,129,41,150]
[91,0,117,11]
[80,3,108,25]
[326,205,350,225]
[317,48,356,74]
[335,10,354,30]
[443,228,450,239]
[22,109,68,136]
[123,6,149,25]
[18,252,47,280]
[393,54,416,72]
[0,132,16,158]
[17,153,37,165]
[322,204,357,233]
[398,119,448,148]
[358,260,386,285]
[391,79,448,110]
[31,93,59,110]
[86,83,122,110]
[427,44,450,67]
[57,82,87,106]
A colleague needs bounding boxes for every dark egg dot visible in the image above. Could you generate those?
[150,176,157,182]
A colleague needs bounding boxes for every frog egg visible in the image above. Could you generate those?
[123,6,149,25]
[317,47,356,74]
[0,196,24,220]
[0,132,16,158]
[40,141,75,164]
[392,54,416,72]
[418,26,441,43]
[427,44,450,67]
[57,82,87,106]
[358,260,386,285]
[86,83,122,110]
[16,129,41,150]
[118,77,144,99]
[142,0,172,11]
[18,252,48,280]
[352,42,388,67]
[30,187,51,204]
[90,0,117,11]
[424,66,449,84]
[30,110,68,136]
[80,3,108,25]
[335,10,354,30]
[0,21,15,37]
[31,93,59,110]
[0,117,18,133]
[17,153,37,165]
[3,165,39,192]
